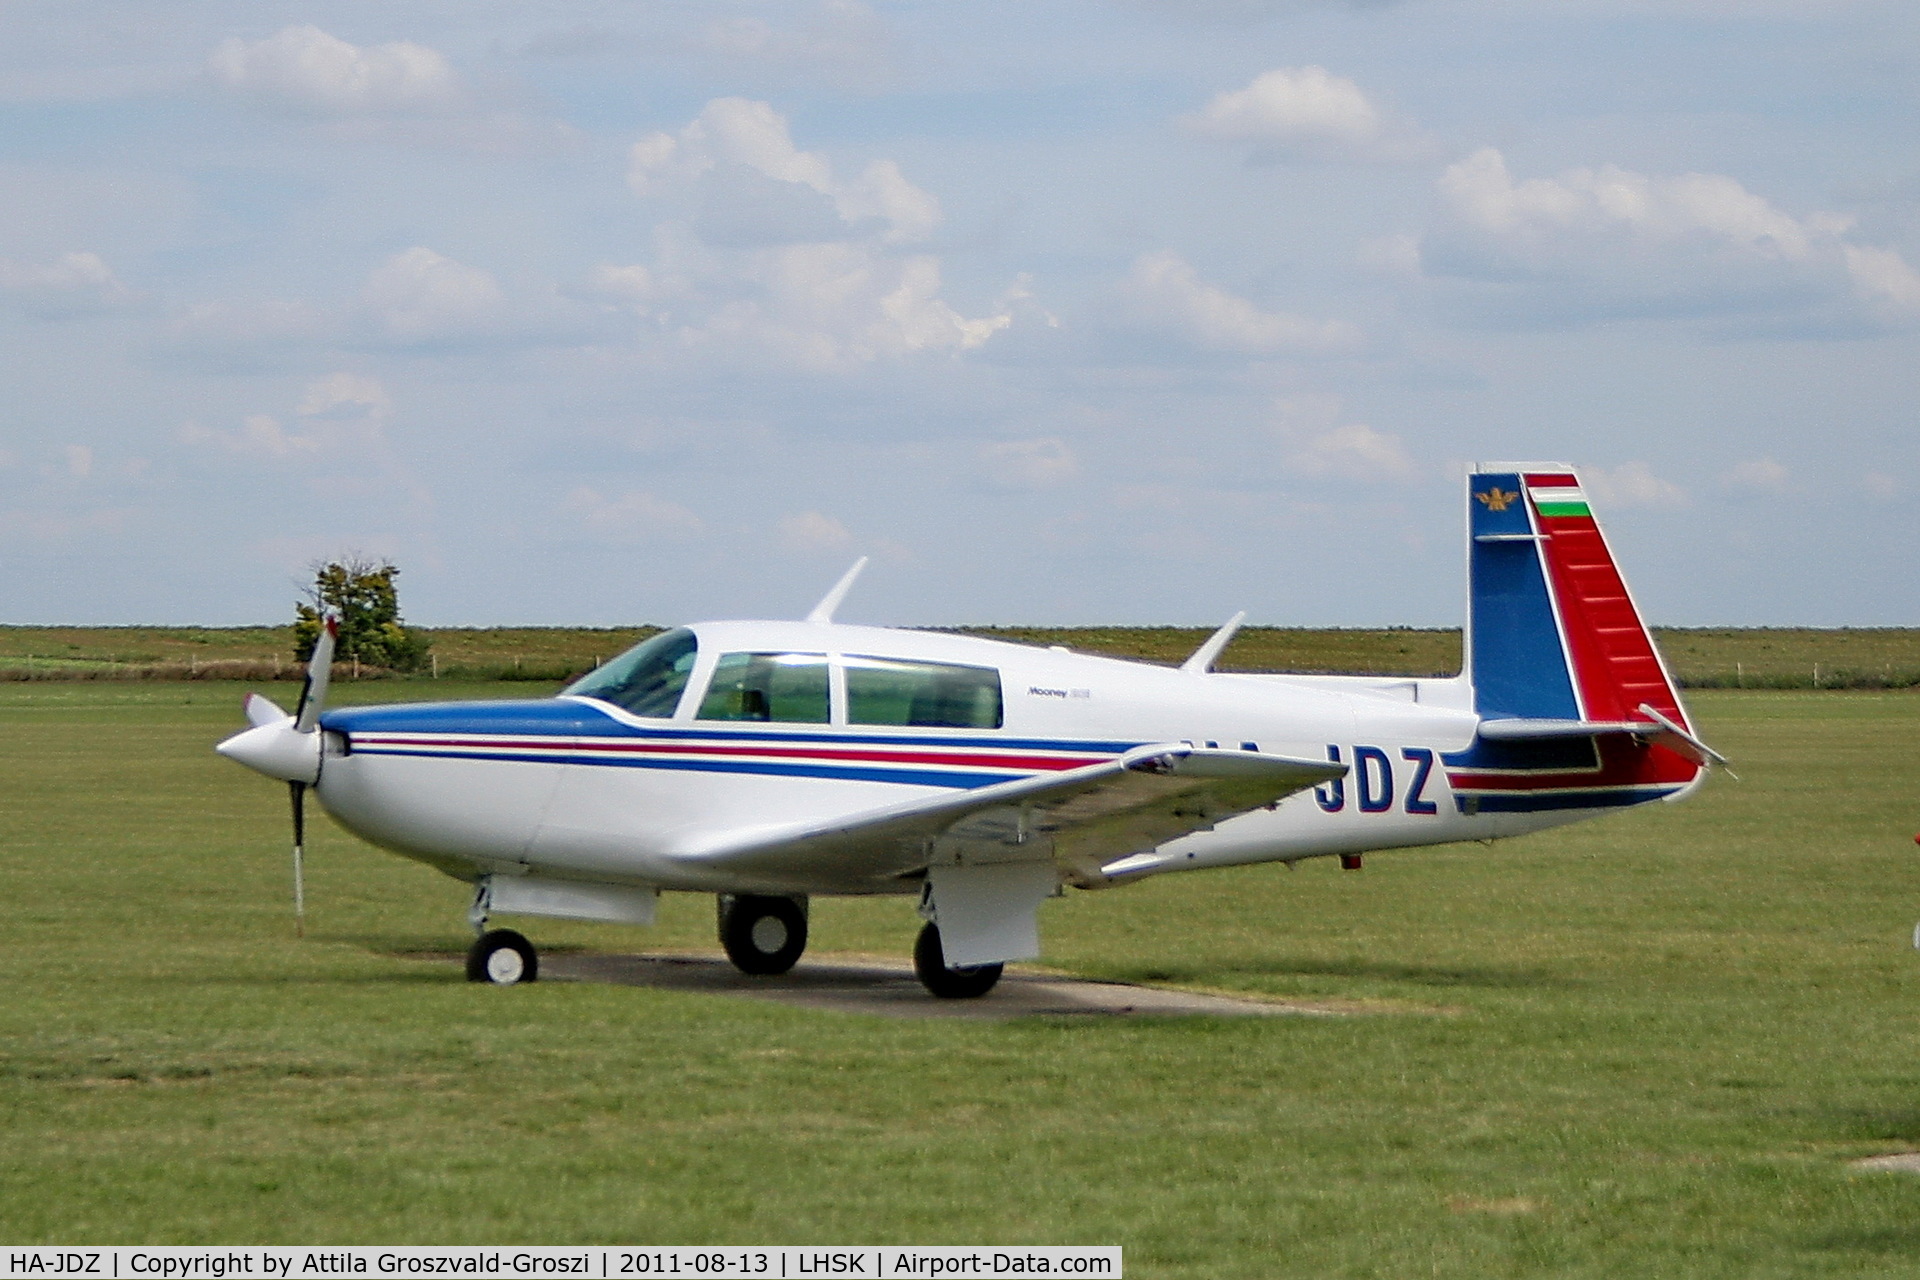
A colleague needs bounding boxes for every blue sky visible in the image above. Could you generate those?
[2,1,1915,628]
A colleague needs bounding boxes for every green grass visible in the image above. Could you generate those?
[6,625,1920,687]
[6,682,1920,1273]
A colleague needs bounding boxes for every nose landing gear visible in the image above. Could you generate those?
[467,928,539,985]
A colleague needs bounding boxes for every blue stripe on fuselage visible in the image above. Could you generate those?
[1455,786,1678,813]
[323,697,1145,755]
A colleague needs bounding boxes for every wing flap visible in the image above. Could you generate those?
[680,743,1344,890]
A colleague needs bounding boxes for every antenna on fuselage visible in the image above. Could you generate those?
[807,557,869,624]
[1181,611,1246,674]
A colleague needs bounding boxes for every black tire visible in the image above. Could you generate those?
[913,922,1003,999]
[719,895,808,975]
[466,928,538,985]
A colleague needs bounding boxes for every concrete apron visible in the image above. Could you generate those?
[541,952,1341,1019]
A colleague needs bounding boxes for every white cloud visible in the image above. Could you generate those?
[360,247,505,343]
[183,373,393,461]
[1722,456,1789,493]
[563,487,703,540]
[1124,251,1360,354]
[168,298,329,352]
[1286,423,1414,482]
[1270,394,1414,483]
[64,445,94,479]
[586,263,657,306]
[298,372,392,420]
[1863,472,1900,502]
[981,438,1077,490]
[0,506,132,542]
[779,509,853,552]
[1439,148,1835,255]
[0,251,135,315]
[1844,245,1920,313]
[605,99,1013,370]
[1418,148,1920,329]
[1586,461,1686,508]
[1188,66,1408,161]
[696,2,900,91]
[629,97,938,243]
[1356,233,1423,276]
[207,26,461,115]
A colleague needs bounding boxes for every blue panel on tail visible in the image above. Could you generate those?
[1469,472,1579,721]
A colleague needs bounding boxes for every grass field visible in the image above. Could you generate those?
[6,680,1920,1274]
[5,625,1920,688]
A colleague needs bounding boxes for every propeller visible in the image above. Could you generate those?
[217,612,339,936]
[286,613,338,936]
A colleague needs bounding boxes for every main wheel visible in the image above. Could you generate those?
[719,895,808,975]
[913,922,1003,999]
[467,928,538,985]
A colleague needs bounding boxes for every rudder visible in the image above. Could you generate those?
[1465,465,1691,732]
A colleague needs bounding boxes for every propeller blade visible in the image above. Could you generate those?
[294,612,339,733]
[289,781,307,937]
[244,692,291,727]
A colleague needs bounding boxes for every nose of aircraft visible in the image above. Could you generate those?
[216,715,322,784]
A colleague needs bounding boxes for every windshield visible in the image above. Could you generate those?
[562,627,698,717]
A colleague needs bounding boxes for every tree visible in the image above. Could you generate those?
[294,556,432,674]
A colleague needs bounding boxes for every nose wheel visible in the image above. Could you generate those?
[467,928,538,985]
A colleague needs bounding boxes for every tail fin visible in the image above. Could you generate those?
[1464,464,1691,732]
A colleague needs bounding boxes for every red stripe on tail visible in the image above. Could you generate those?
[1525,472,1689,732]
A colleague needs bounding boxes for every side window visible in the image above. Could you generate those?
[697,653,830,723]
[562,628,698,718]
[845,657,1003,729]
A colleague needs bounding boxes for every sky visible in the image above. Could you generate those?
[1,0,1915,629]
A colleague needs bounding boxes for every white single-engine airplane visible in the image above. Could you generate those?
[218,464,1723,997]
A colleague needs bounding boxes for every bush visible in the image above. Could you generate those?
[294,557,433,674]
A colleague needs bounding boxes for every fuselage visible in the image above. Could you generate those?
[312,620,1701,897]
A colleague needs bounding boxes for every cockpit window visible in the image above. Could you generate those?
[845,656,1003,729]
[697,653,830,723]
[562,627,698,718]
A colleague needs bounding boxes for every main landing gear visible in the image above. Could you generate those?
[718,894,809,975]
[913,921,1003,999]
[462,887,1004,1000]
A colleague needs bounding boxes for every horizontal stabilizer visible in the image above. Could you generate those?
[681,743,1347,890]
[1478,709,1729,771]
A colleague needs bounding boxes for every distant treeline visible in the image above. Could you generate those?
[1,624,1917,690]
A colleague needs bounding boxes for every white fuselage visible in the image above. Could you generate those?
[311,620,1653,898]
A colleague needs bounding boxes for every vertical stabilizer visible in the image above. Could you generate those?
[1465,465,1690,731]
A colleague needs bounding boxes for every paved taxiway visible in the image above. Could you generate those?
[539,953,1342,1019]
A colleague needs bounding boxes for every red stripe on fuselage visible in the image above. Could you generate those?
[352,734,1102,773]
[1448,733,1698,791]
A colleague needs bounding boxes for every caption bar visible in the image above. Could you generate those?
[6,1250,1119,1280]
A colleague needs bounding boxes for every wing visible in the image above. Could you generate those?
[676,743,1346,892]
